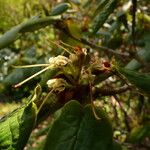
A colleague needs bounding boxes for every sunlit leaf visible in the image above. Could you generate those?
[0,101,37,150]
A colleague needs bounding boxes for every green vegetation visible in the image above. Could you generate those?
[0,0,149,150]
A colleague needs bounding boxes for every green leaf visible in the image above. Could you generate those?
[127,123,150,143]
[0,101,37,150]
[93,0,110,18]
[3,68,24,86]
[43,100,113,150]
[51,3,71,16]
[19,16,60,33]
[69,0,81,5]
[0,25,22,50]
[112,141,122,150]
[3,66,41,87]
[66,19,82,39]
[0,16,60,49]
[3,57,45,87]
[92,0,117,34]
[40,68,59,87]
[117,67,150,95]
[125,32,150,70]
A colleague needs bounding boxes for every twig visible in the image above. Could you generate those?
[132,0,137,47]
[37,89,54,114]
[54,21,129,57]
[89,81,101,120]
[80,38,129,57]
[113,95,131,131]
[95,85,132,96]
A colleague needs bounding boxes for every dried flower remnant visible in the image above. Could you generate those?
[47,78,69,92]
[49,55,71,68]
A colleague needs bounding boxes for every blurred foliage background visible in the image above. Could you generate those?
[0,0,149,150]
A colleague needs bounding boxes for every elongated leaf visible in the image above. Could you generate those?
[3,66,41,87]
[19,16,60,33]
[92,0,117,34]
[0,25,22,50]
[51,3,71,16]
[125,49,150,70]
[117,67,150,95]
[0,16,60,49]
[69,0,81,5]
[43,100,113,150]
[93,0,110,18]
[2,68,24,86]
[127,123,150,143]
[125,32,150,70]
[0,101,37,150]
